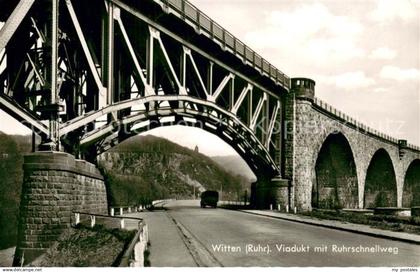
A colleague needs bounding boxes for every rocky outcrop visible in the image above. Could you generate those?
[98,135,249,206]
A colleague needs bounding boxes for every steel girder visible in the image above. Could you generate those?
[0,0,286,176]
[74,95,279,174]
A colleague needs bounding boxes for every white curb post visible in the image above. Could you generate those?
[90,215,95,228]
[277,204,281,211]
[286,205,289,213]
[120,218,125,229]
[270,204,273,211]
[75,213,80,225]
[120,207,123,215]
[294,206,297,214]
[110,208,114,216]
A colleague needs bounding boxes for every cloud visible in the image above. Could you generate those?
[372,87,388,93]
[318,71,376,90]
[369,0,419,23]
[369,47,397,60]
[244,3,364,62]
[379,65,420,81]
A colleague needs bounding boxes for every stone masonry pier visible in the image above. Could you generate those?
[13,152,108,265]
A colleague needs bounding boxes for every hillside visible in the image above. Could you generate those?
[211,155,256,181]
[99,135,250,206]
[0,133,250,249]
[0,133,28,249]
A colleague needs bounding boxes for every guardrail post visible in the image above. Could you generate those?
[120,218,125,229]
[140,228,144,243]
[181,0,185,19]
[120,207,123,215]
[75,212,80,225]
[286,205,289,213]
[196,9,200,32]
[277,204,281,211]
[133,230,146,267]
[294,206,297,214]
[128,207,132,213]
[110,208,114,216]
[270,204,273,211]
[90,215,96,228]
[144,224,149,243]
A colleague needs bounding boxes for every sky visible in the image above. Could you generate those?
[0,0,419,156]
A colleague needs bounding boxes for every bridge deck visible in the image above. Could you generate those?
[145,0,290,90]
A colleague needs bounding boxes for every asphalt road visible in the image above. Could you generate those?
[149,200,420,267]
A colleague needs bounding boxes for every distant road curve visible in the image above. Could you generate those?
[163,200,420,267]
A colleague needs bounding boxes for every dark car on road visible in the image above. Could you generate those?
[200,190,219,208]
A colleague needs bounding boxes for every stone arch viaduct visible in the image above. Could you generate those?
[258,78,420,212]
[0,0,419,264]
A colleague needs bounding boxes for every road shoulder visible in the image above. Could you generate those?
[234,209,420,245]
[124,211,197,267]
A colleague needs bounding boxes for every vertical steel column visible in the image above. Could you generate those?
[207,62,213,96]
[146,34,154,87]
[107,2,114,105]
[264,95,270,144]
[180,49,186,88]
[146,31,155,109]
[276,100,283,173]
[49,0,60,150]
[229,77,234,110]
[248,88,253,126]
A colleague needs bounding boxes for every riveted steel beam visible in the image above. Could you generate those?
[184,46,209,97]
[115,13,151,94]
[210,73,234,102]
[111,0,282,99]
[0,93,48,136]
[250,93,267,130]
[84,102,278,174]
[150,26,186,95]
[265,100,280,149]
[0,0,36,52]
[232,83,252,114]
[65,0,106,97]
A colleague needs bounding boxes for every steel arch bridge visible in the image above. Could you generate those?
[0,0,290,177]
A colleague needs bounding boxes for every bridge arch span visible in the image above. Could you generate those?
[402,159,420,207]
[313,132,359,209]
[364,148,398,208]
[67,95,279,178]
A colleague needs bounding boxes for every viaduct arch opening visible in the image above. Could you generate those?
[79,98,279,179]
[99,125,256,205]
[312,133,358,209]
[402,159,420,207]
[364,149,397,208]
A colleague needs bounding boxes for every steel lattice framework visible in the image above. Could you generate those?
[0,0,290,177]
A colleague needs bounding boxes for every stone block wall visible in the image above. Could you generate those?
[287,77,420,212]
[254,177,289,209]
[13,152,108,265]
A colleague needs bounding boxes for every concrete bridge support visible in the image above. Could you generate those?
[13,152,108,265]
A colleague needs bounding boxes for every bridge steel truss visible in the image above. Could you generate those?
[0,0,290,177]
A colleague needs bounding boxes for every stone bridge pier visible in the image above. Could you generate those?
[13,152,108,265]
[252,177,291,210]
[285,78,420,212]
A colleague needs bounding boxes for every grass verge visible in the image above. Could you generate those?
[36,224,135,267]
[301,209,420,235]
